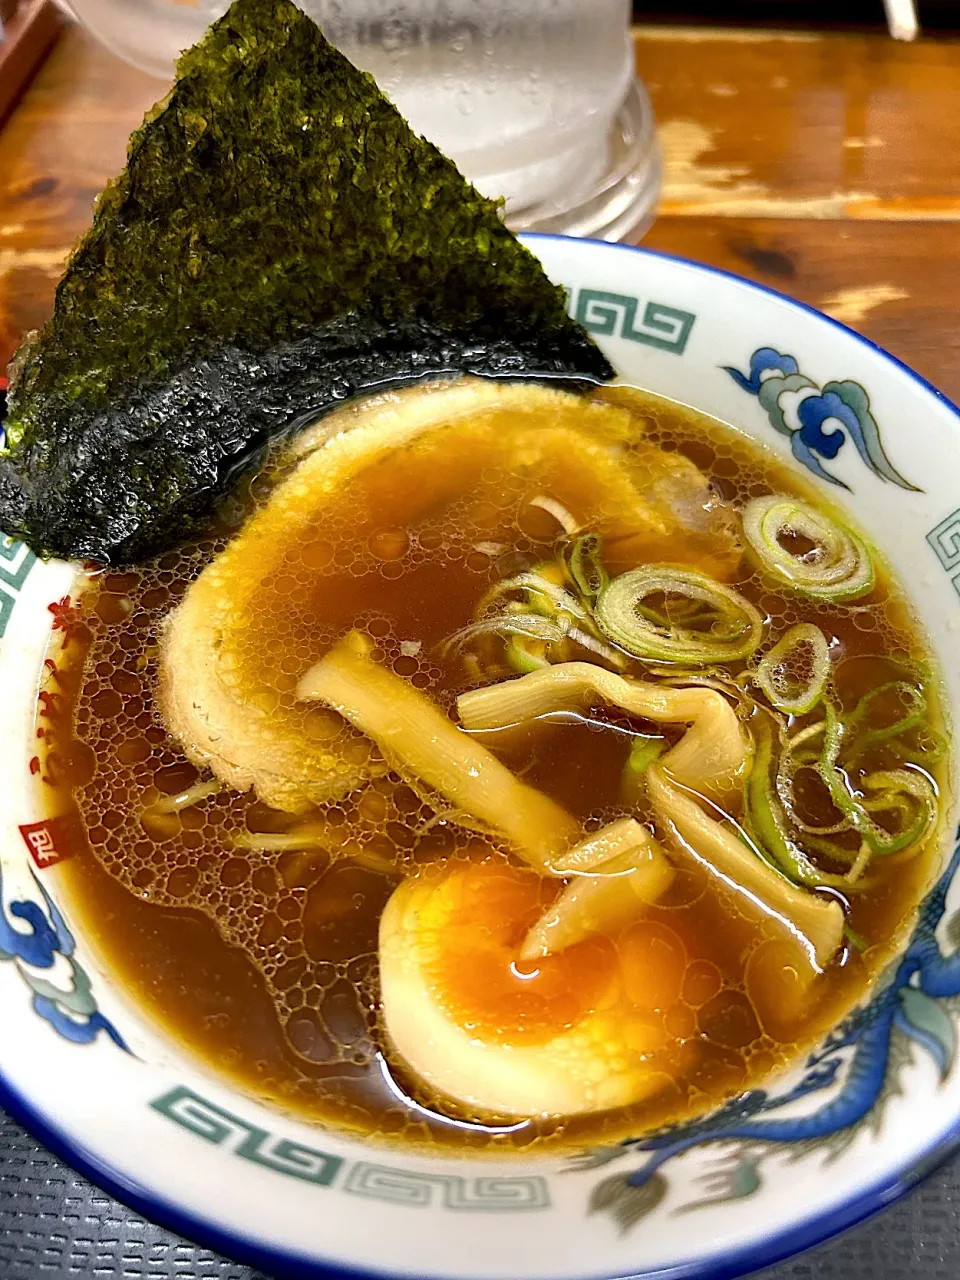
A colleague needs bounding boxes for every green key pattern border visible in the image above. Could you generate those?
[151,1086,551,1211]
[0,537,37,640]
[569,287,696,355]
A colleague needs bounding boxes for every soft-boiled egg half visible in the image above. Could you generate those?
[378,860,685,1117]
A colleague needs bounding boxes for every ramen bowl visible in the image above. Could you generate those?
[1,234,959,1280]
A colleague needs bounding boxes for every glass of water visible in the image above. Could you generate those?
[66,0,661,241]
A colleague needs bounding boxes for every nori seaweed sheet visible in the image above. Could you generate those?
[0,0,612,565]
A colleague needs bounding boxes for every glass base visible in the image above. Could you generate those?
[505,77,662,244]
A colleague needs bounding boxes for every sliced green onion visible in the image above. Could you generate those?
[862,768,938,844]
[504,634,551,674]
[844,922,869,954]
[502,623,626,674]
[527,495,580,535]
[841,678,946,770]
[844,843,873,886]
[756,623,831,716]
[915,727,949,765]
[595,566,764,664]
[841,681,926,761]
[801,830,871,866]
[475,573,589,623]
[443,613,565,654]
[818,702,871,836]
[526,581,590,623]
[620,735,667,806]
[818,703,937,855]
[565,625,629,669]
[747,717,860,890]
[742,495,875,601]
[776,721,851,836]
[568,534,608,602]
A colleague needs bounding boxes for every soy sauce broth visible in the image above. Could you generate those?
[40,384,948,1155]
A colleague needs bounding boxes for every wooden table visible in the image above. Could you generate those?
[3,21,960,400]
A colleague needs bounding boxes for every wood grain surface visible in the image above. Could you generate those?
[0,0,63,131]
[1,20,960,395]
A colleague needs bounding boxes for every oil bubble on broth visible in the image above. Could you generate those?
[41,380,949,1154]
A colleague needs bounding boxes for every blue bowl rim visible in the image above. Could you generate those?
[3,235,960,1280]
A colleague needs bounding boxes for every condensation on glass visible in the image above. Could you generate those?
[307,1,633,213]
[66,0,660,239]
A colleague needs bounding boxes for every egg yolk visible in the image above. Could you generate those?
[408,862,620,1044]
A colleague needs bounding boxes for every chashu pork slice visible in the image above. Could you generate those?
[159,377,741,813]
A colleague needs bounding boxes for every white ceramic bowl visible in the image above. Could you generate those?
[2,234,960,1280]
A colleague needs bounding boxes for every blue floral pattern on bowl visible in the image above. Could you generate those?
[725,347,919,492]
[0,860,128,1049]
